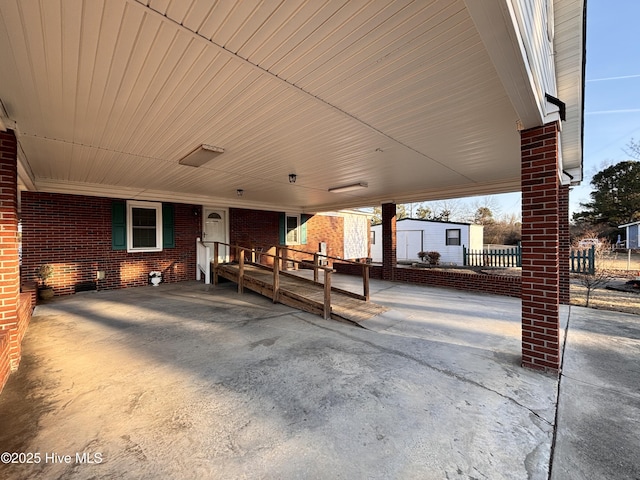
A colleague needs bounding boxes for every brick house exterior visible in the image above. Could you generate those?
[19,197,369,297]
[20,192,203,294]
[0,130,33,393]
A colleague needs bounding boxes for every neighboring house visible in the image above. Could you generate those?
[371,219,483,265]
[619,221,640,249]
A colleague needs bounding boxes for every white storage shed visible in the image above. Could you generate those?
[370,219,483,265]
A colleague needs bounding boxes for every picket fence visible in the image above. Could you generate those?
[463,244,595,274]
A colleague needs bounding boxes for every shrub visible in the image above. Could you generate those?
[418,251,441,265]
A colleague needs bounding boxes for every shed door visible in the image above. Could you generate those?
[397,230,423,261]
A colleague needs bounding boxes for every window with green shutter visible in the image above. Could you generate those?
[162,203,175,248]
[279,213,308,245]
[111,200,173,252]
[112,201,127,250]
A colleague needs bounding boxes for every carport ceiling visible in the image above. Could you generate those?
[0,0,583,212]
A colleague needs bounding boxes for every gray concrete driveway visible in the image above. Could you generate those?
[0,277,636,479]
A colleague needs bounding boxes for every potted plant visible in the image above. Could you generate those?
[37,264,54,300]
[149,271,162,286]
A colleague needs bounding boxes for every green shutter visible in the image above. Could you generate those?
[112,201,126,250]
[162,203,175,248]
[279,213,286,245]
[300,214,310,245]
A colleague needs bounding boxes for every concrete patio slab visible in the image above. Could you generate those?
[0,276,637,479]
[551,306,640,480]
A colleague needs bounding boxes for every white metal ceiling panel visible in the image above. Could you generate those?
[0,0,584,211]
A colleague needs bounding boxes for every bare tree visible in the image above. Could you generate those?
[573,232,615,307]
[624,138,640,160]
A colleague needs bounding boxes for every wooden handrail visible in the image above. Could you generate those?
[270,244,372,268]
[276,244,371,301]
[217,242,336,272]
[212,242,375,319]
[214,241,335,319]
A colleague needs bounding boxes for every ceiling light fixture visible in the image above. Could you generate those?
[236,189,244,197]
[328,182,368,193]
[178,144,224,167]
[289,173,297,183]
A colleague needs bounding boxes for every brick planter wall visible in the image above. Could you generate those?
[21,192,201,296]
[393,267,521,297]
[334,262,383,279]
[333,263,521,298]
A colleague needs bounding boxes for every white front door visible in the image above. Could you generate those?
[203,208,227,262]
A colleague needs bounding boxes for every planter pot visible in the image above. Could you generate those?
[38,286,54,300]
[150,276,161,286]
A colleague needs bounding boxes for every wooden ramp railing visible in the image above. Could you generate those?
[210,242,380,322]
[277,245,370,302]
[196,238,211,284]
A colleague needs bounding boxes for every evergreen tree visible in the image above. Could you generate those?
[574,160,640,227]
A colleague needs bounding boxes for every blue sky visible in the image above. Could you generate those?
[572,0,640,213]
[479,0,640,220]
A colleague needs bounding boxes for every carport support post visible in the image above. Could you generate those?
[559,184,570,305]
[0,130,20,372]
[521,122,561,372]
[381,203,396,281]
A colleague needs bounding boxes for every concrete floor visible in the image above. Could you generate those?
[0,277,637,479]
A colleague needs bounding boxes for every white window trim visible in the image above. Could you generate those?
[127,200,163,253]
[285,214,300,245]
[445,228,461,246]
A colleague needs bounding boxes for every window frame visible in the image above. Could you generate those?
[126,200,163,253]
[285,214,300,245]
[445,228,461,246]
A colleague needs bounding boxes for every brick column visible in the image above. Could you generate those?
[381,203,396,281]
[0,130,20,371]
[521,122,561,372]
[559,184,570,305]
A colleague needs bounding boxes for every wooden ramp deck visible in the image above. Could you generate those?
[215,263,387,325]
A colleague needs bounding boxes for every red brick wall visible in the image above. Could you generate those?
[381,203,396,280]
[0,331,9,394]
[229,208,281,252]
[0,293,29,394]
[559,184,570,305]
[521,122,561,372]
[229,208,346,265]
[393,267,521,297]
[21,192,201,296]
[10,293,32,367]
[306,214,344,260]
[334,263,520,297]
[0,129,25,379]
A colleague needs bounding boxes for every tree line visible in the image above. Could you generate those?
[572,139,640,244]
[367,138,640,247]
[370,199,522,245]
